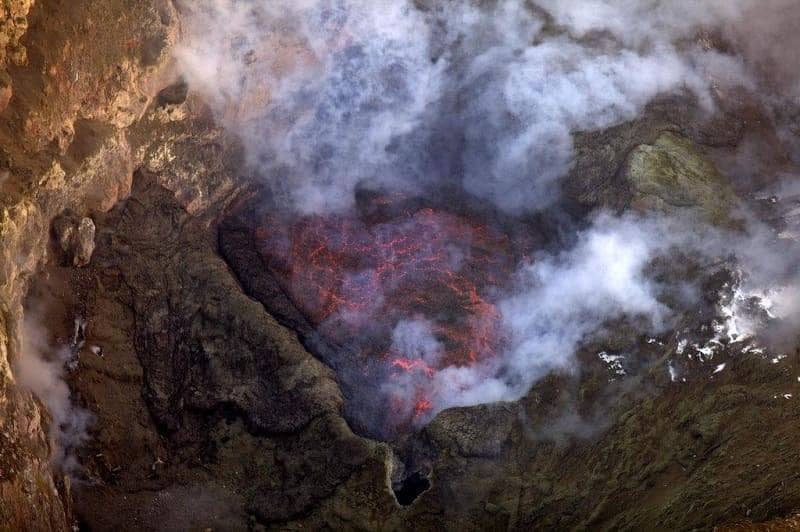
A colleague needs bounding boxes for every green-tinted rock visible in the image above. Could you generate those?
[624,131,738,224]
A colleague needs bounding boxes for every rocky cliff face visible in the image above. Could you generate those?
[0,0,176,527]
[2,1,800,531]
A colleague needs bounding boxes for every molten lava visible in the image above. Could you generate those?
[256,198,517,431]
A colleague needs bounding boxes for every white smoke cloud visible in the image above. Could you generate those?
[13,313,91,473]
[458,38,713,212]
[534,0,798,99]
[177,0,443,213]
[382,211,800,419]
[176,0,800,424]
[176,0,758,214]
[390,319,443,367]
[534,0,749,45]
[412,213,674,413]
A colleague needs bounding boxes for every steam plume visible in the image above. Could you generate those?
[13,313,91,472]
[177,0,759,214]
[177,0,800,425]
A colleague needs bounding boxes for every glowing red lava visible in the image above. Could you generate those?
[256,199,516,429]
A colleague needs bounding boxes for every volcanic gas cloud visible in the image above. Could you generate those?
[179,0,800,438]
[256,197,523,432]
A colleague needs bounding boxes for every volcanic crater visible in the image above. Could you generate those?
[3,0,800,531]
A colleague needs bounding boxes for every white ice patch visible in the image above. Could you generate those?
[717,276,797,345]
[676,339,688,355]
[742,344,764,355]
[598,351,626,377]
[721,281,769,343]
[713,363,726,374]
[692,342,717,361]
[691,273,798,364]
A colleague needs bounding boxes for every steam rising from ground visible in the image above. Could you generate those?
[14,314,91,472]
[383,214,676,412]
[178,1,800,425]
[376,210,800,416]
[433,213,800,412]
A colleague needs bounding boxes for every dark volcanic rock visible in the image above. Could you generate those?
[562,92,771,214]
[69,172,397,528]
[99,178,342,435]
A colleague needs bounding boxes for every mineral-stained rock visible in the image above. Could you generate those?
[74,218,96,267]
[0,0,179,527]
[0,70,11,113]
[0,0,33,68]
[0,199,71,530]
[623,131,739,224]
[562,92,762,215]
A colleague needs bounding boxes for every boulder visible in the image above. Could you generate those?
[53,213,96,267]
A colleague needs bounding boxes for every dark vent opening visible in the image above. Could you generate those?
[393,471,431,506]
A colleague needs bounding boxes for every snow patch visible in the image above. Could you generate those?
[598,351,626,378]
[676,339,688,355]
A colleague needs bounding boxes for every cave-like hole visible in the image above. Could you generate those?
[156,79,188,108]
[393,471,431,506]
